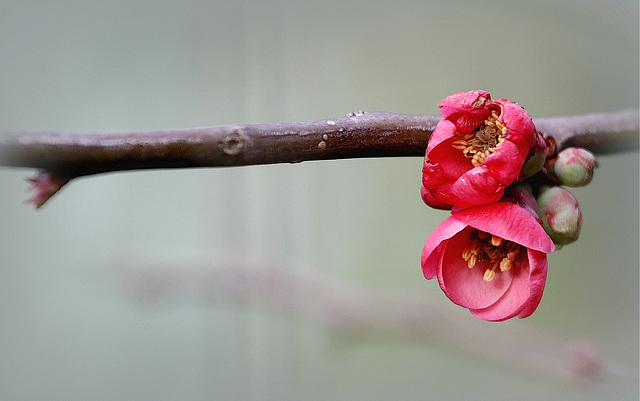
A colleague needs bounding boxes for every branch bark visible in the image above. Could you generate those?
[0,109,637,181]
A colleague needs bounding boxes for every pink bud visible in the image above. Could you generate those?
[536,186,581,248]
[553,147,598,187]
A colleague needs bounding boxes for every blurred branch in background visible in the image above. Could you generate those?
[115,253,633,387]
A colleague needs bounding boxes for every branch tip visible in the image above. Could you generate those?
[26,171,70,209]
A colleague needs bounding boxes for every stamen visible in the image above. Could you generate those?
[463,145,476,158]
[499,258,512,272]
[467,254,477,269]
[472,96,490,108]
[490,235,504,247]
[451,139,469,150]
[461,229,523,283]
[471,152,486,166]
[483,269,496,282]
[462,244,481,268]
[463,132,476,141]
[454,108,506,166]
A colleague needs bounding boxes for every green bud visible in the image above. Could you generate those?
[553,147,598,187]
[536,185,581,248]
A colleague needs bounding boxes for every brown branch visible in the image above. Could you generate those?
[0,112,439,179]
[0,109,637,207]
[534,109,639,154]
[0,109,637,180]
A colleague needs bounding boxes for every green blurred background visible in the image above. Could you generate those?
[0,1,637,400]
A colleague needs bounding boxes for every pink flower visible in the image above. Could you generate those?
[422,90,537,209]
[421,191,555,321]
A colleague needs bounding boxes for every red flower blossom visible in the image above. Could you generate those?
[422,90,538,209]
[421,190,555,321]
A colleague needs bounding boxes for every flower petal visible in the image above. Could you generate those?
[439,91,493,134]
[421,216,468,278]
[438,227,513,310]
[420,185,453,210]
[496,99,536,146]
[449,166,503,208]
[422,241,446,279]
[483,140,527,185]
[468,251,531,321]
[426,119,457,155]
[439,90,492,112]
[452,202,555,254]
[469,249,548,321]
[425,146,472,181]
[516,249,549,318]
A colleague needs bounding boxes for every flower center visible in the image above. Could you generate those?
[451,110,508,167]
[461,229,521,282]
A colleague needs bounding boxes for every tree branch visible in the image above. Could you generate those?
[0,109,637,181]
[534,109,639,154]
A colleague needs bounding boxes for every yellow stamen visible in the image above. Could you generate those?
[490,235,504,247]
[471,152,487,167]
[463,132,476,141]
[462,245,476,260]
[472,96,490,108]
[467,254,477,269]
[499,258,512,272]
[463,145,477,158]
[462,229,523,284]
[483,269,496,282]
[451,139,469,150]
[462,246,480,268]
[453,109,507,166]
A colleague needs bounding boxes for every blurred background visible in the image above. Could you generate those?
[0,0,637,400]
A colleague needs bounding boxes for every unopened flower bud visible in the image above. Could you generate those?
[536,185,581,248]
[553,147,598,187]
